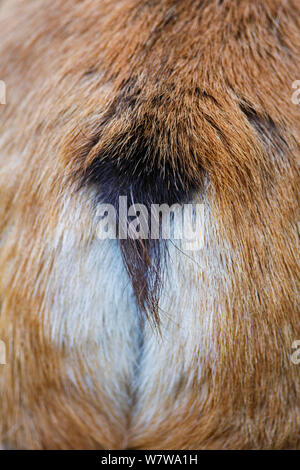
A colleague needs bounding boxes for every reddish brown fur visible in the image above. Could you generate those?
[0,0,299,449]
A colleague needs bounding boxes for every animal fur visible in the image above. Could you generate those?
[0,0,299,449]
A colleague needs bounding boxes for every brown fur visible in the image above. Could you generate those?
[0,0,299,449]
